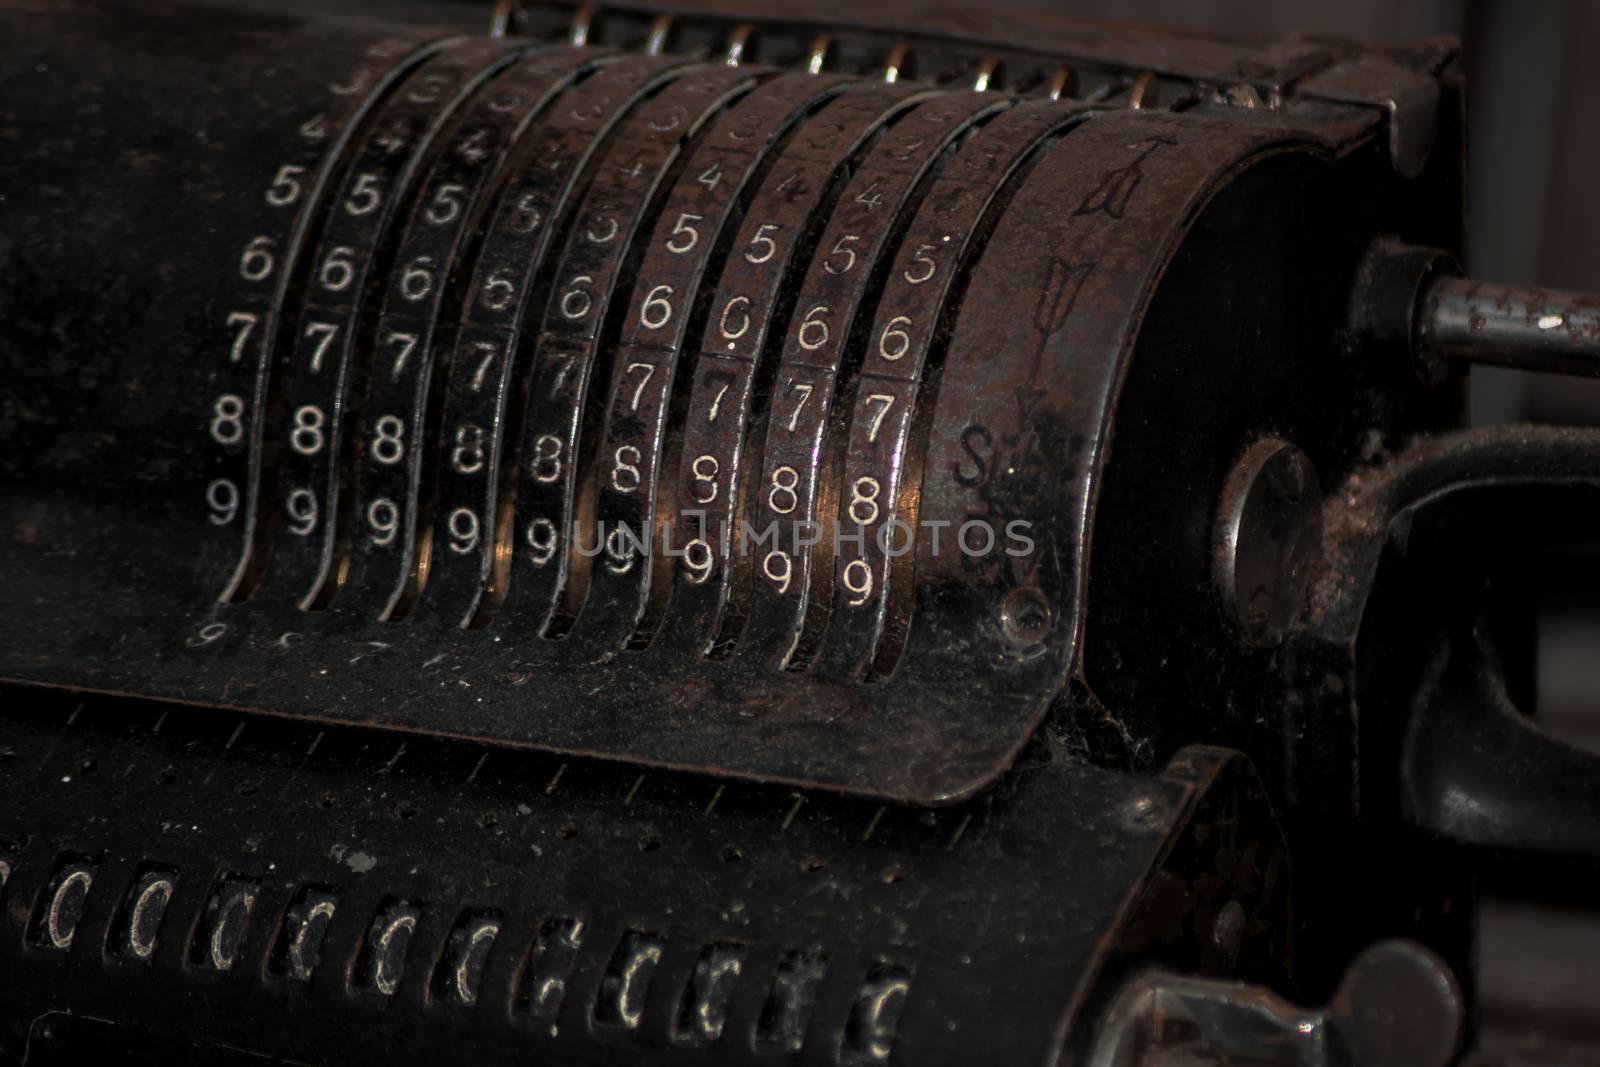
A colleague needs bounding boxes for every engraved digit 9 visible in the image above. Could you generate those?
[525,517,558,565]
[367,497,399,545]
[206,478,239,525]
[763,550,792,593]
[843,558,874,605]
[683,538,714,584]
[447,508,479,554]
[286,488,319,536]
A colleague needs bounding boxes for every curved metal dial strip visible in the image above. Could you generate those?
[738,91,1009,669]
[262,41,521,609]
[406,54,696,627]
[817,100,1091,678]
[563,72,867,650]
[200,32,444,602]
[647,83,932,658]
[451,62,763,633]
[339,46,611,621]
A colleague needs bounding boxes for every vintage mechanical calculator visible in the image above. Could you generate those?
[2,0,1598,1063]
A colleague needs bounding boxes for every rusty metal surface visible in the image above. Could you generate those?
[0,0,1403,806]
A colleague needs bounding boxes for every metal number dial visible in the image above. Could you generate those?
[341,46,605,621]
[200,33,437,602]
[649,83,930,657]
[479,62,762,634]
[567,72,858,649]
[738,92,1007,668]
[817,101,1088,677]
[263,42,517,608]
[418,56,708,628]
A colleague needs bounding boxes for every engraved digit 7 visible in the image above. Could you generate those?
[624,362,657,412]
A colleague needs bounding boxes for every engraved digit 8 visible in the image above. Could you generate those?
[691,454,719,503]
[531,433,563,483]
[848,476,880,525]
[767,465,798,515]
[611,445,641,493]
[452,424,485,474]
[210,394,245,445]
[371,415,405,465]
[290,405,326,456]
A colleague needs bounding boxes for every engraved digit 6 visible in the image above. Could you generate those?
[718,296,751,342]
[239,236,275,282]
[639,284,674,330]
[560,275,593,321]
[878,316,912,361]
[798,304,830,351]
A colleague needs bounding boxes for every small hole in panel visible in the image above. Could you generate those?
[720,846,743,864]
[558,823,578,840]
[638,834,662,853]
